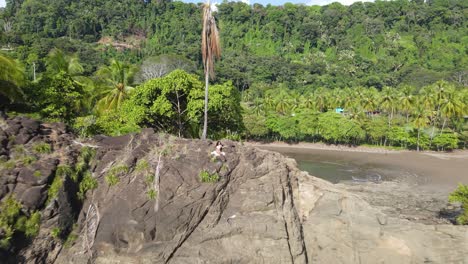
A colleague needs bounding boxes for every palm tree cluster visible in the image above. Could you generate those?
[0,50,135,117]
[243,82,467,150]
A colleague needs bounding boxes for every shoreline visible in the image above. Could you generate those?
[246,141,468,159]
[248,140,468,193]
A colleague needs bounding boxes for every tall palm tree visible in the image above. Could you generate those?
[299,93,314,110]
[0,54,24,103]
[380,86,397,127]
[418,85,437,144]
[46,48,84,77]
[275,91,292,115]
[413,104,429,151]
[94,59,136,114]
[314,87,328,112]
[399,85,415,125]
[440,88,464,133]
[251,98,264,116]
[201,1,221,140]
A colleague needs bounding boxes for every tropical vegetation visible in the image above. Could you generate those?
[0,0,466,150]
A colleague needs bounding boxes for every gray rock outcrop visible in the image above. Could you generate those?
[1,116,467,264]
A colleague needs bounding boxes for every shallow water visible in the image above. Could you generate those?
[297,159,387,183]
[258,146,468,193]
[279,150,414,184]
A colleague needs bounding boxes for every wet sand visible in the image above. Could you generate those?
[250,142,468,194]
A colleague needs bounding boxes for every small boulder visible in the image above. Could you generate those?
[19,184,48,210]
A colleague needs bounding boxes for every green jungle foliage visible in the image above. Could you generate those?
[0,0,466,149]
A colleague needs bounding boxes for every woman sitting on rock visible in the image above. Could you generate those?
[211,141,226,157]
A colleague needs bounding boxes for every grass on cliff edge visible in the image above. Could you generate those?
[0,196,41,249]
[199,170,219,183]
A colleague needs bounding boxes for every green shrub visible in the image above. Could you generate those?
[56,165,73,177]
[0,196,22,249]
[0,160,15,170]
[109,165,129,175]
[79,147,96,163]
[105,174,120,187]
[74,161,87,175]
[23,212,41,237]
[47,175,63,203]
[64,232,78,248]
[14,212,41,238]
[199,170,219,183]
[147,189,157,200]
[32,142,52,154]
[432,133,459,151]
[104,165,128,187]
[51,227,61,239]
[13,145,26,155]
[135,159,149,172]
[78,172,98,200]
[80,147,96,162]
[22,155,37,165]
[449,184,468,225]
[72,115,102,138]
[145,174,155,185]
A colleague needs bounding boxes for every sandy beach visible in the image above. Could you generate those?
[248,141,468,193]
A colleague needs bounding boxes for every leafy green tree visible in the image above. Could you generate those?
[266,113,300,141]
[119,70,243,138]
[364,117,388,145]
[439,87,464,133]
[44,48,93,112]
[123,69,203,137]
[317,112,364,145]
[202,81,243,139]
[432,132,459,151]
[296,109,319,140]
[243,112,268,139]
[387,126,411,148]
[33,72,84,122]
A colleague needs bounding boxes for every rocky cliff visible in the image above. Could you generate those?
[0,115,467,264]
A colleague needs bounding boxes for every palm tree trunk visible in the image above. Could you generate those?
[417,128,420,152]
[176,90,182,137]
[440,118,447,135]
[202,61,209,140]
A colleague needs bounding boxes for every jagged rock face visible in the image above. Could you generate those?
[57,131,467,264]
[1,116,468,264]
[0,116,79,263]
[55,130,308,263]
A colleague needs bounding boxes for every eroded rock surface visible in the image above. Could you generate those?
[1,116,467,264]
[58,131,467,264]
[0,115,79,264]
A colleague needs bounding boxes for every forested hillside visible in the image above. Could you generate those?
[0,0,467,150]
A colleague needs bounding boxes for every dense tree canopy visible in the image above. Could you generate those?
[0,0,466,148]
